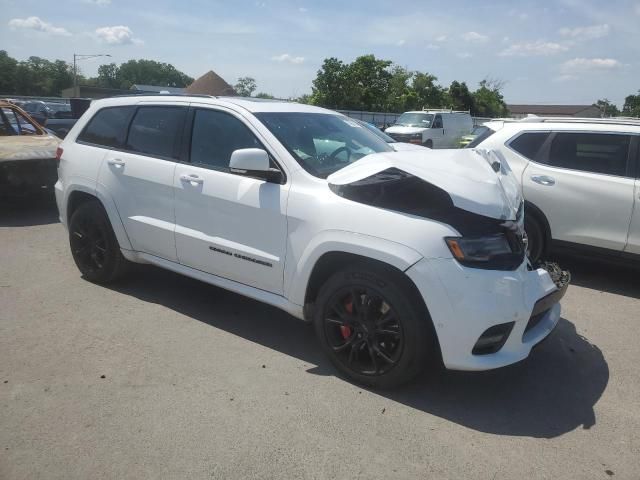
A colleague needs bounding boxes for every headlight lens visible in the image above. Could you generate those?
[445,234,523,270]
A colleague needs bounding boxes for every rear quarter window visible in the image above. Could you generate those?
[77,106,135,148]
[547,132,631,177]
[508,132,550,160]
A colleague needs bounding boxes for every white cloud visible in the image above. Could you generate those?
[559,24,610,40]
[499,41,569,57]
[462,31,488,43]
[426,43,440,50]
[95,25,142,45]
[457,52,472,59]
[635,4,640,15]
[561,57,623,72]
[298,7,308,12]
[271,53,305,64]
[83,0,111,5]
[435,35,447,42]
[396,39,406,46]
[8,16,70,36]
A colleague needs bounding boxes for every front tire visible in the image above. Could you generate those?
[68,201,130,283]
[424,140,433,149]
[313,264,434,388]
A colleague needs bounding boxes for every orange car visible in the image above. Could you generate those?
[0,101,60,194]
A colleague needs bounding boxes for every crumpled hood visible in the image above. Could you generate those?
[327,148,522,221]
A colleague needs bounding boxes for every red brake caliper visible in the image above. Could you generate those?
[340,298,353,339]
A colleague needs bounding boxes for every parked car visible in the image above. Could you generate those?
[22,101,72,120]
[55,96,567,387]
[469,117,640,262]
[353,119,427,151]
[0,101,60,194]
[458,125,489,148]
[385,109,473,148]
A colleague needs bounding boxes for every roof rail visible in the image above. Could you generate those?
[422,107,471,114]
[110,93,217,99]
[518,116,640,126]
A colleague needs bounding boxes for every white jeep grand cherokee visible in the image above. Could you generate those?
[55,96,567,387]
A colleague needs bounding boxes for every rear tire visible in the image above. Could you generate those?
[424,140,433,149]
[525,214,546,264]
[68,201,130,283]
[313,263,434,388]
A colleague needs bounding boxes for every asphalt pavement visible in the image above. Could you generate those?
[1,195,639,479]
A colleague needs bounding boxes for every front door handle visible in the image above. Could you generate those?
[107,158,125,168]
[180,173,204,185]
[531,175,555,186]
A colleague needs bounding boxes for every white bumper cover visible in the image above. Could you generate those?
[407,258,561,371]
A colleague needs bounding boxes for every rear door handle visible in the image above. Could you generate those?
[180,173,204,185]
[107,158,125,167]
[531,175,555,186]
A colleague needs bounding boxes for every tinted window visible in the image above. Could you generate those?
[190,109,262,169]
[126,107,186,159]
[432,115,443,129]
[0,107,39,135]
[78,106,135,148]
[547,133,630,176]
[509,132,550,160]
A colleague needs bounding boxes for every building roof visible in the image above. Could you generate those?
[507,104,600,116]
[130,84,185,94]
[185,71,236,96]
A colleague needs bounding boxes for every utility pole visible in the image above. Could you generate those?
[72,53,111,96]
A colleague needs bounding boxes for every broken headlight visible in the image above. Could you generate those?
[445,234,523,270]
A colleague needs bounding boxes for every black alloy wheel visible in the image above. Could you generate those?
[323,286,403,377]
[68,201,130,283]
[313,264,435,388]
[70,216,108,274]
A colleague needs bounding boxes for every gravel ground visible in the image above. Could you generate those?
[1,195,639,479]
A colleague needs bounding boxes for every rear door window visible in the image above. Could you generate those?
[509,132,550,160]
[125,106,187,159]
[546,132,631,177]
[78,106,135,148]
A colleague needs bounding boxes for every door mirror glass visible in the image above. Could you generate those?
[230,148,270,171]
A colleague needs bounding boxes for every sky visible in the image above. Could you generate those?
[1,0,639,107]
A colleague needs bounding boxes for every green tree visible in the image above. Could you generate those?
[254,92,274,99]
[411,72,447,111]
[593,99,619,117]
[622,92,640,117]
[96,63,120,88]
[344,55,393,111]
[0,50,19,94]
[235,77,257,97]
[472,79,508,117]
[310,57,350,108]
[115,59,193,89]
[446,81,475,112]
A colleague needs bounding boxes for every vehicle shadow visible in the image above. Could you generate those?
[107,264,608,439]
[0,191,59,227]
[550,254,640,300]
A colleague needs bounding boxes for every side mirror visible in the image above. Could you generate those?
[229,148,284,184]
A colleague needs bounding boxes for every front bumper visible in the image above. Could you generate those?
[406,257,566,371]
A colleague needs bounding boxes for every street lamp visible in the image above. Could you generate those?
[73,53,111,96]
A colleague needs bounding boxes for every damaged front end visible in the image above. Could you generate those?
[327,149,528,271]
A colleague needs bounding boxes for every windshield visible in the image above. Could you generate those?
[471,125,488,135]
[47,103,71,113]
[256,112,393,178]
[355,119,396,143]
[394,112,433,128]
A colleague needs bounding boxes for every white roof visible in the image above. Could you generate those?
[89,95,335,115]
[484,119,640,134]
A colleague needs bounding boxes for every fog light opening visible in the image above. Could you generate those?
[472,322,515,355]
